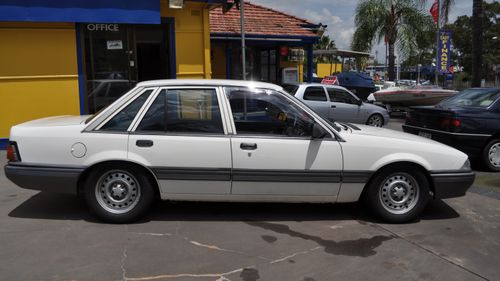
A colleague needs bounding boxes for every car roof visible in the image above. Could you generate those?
[136,79,283,90]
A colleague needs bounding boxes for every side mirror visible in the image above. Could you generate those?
[356,99,363,106]
[311,123,328,139]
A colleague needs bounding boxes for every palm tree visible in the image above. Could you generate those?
[314,35,337,64]
[471,0,483,87]
[352,0,434,81]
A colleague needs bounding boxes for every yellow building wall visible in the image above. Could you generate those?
[317,63,343,78]
[161,1,212,79]
[0,22,80,139]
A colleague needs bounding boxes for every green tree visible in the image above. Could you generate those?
[352,0,435,81]
[445,1,499,82]
[471,0,483,87]
[313,35,338,64]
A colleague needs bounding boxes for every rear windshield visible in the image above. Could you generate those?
[439,88,500,108]
[282,84,299,95]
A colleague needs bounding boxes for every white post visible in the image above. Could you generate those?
[396,53,400,83]
[240,1,246,80]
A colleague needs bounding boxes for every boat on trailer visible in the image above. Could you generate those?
[373,86,457,106]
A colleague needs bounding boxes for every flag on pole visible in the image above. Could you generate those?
[430,0,438,24]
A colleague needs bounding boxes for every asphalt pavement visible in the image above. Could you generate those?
[1,120,500,281]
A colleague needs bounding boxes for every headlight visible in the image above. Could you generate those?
[460,159,472,171]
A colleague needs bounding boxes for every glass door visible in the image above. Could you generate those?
[82,22,172,114]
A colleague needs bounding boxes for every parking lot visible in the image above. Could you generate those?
[1,119,500,281]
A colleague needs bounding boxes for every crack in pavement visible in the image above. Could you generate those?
[362,221,490,281]
[121,224,129,281]
[269,246,322,264]
[125,267,246,281]
[125,244,325,280]
[130,232,173,237]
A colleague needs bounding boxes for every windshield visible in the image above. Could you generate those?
[439,88,500,108]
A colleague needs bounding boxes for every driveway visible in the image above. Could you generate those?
[1,120,500,281]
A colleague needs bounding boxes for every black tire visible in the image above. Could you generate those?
[364,166,430,223]
[366,114,384,127]
[482,139,500,172]
[83,164,155,223]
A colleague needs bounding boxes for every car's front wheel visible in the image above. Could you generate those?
[84,164,155,223]
[364,167,430,223]
[483,139,500,172]
[366,114,384,127]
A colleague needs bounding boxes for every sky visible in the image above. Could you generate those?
[251,0,495,63]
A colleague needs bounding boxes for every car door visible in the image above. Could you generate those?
[128,87,232,195]
[326,87,363,123]
[224,86,343,197]
[300,86,331,120]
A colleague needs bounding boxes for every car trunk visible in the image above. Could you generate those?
[406,106,459,132]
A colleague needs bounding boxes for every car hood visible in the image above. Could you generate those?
[348,124,441,144]
[14,115,91,128]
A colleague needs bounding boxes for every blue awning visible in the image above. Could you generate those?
[0,0,160,24]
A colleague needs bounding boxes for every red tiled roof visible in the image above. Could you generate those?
[210,1,319,38]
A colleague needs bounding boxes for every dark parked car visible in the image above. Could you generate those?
[403,88,500,171]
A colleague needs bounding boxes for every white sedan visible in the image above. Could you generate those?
[5,80,474,223]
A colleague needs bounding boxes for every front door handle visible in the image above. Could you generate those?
[136,140,153,147]
[331,105,336,108]
[240,143,257,150]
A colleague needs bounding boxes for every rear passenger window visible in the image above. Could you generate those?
[100,90,153,131]
[136,88,224,134]
[303,87,327,101]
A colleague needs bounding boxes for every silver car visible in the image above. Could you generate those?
[288,84,390,127]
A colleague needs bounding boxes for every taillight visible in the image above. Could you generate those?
[440,117,461,131]
[6,142,21,162]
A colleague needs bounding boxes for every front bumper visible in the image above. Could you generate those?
[430,171,475,199]
[4,163,85,194]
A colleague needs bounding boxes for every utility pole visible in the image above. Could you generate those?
[240,0,246,80]
[435,0,440,85]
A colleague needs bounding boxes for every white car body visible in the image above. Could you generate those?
[5,79,474,222]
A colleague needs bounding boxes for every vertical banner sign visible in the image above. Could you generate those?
[438,31,452,73]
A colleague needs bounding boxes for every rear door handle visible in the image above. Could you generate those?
[240,143,257,150]
[136,140,153,147]
[331,105,336,108]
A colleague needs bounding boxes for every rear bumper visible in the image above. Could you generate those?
[402,124,490,157]
[4,163,85,194]
[430,171,475,199]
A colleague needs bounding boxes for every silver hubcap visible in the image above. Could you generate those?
[95,170,141,214]
[488,143,500,168]
[368,115,383,127]
[379,173,419,215]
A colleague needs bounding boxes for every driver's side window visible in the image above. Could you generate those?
[225,87,315,138]
[327,88,356,104]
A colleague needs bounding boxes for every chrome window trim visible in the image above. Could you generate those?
[127,87,162,132]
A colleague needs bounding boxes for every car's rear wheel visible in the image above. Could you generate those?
[366,114,384,127]
[84,164,155,223]
[365,167,430,223]
[483,139,500,172]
